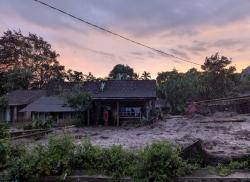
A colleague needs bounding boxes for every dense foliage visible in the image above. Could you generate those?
[0,30,65,92]
[0,135,248,181]
[63,88,92,124]
[0,30,100,95]
[216,161,249,176]
[4,136,193,181]
[10,135,75,180]
[157,53,247,114]
[0,123,9,139]
[23,118,53,130]
[72,140,136,178]
[109,64,136,80]
[0,140,9,167]
[135,141,192,181]
[66,70,101,82]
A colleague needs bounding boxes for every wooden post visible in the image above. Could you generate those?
[57,113,59,124]
[87,109,90,126]
[96,101,101,126]
[152,99,156,113]
[32,112,34,121]
[5,106,10,122]
[116,101,119,126]
[146,101,149,121]
[13,106,17,122]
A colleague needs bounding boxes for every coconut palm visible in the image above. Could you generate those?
[140,71,151,80]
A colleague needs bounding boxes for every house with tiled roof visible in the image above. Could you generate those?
[1,90,46,122]
[19,80,157,126]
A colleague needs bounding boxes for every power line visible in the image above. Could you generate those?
[32,0,201,66]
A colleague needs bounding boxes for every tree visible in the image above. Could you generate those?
[109,64,135,80]
[140,71,151,80]
[3,68,33,91]
[133,73,140,80]
[235,66,250,94]
[157,70,191,113]
[157,53,239,114]
[66,69,84,82]
[0,30,66,92]
[0,72,7,96]
[157,68,178,84]
[84,72,96,81]
[63,88,92,125]
[201,53,237,99]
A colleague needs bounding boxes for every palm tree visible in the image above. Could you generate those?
[133,73,140,80]
[140,71,151,80]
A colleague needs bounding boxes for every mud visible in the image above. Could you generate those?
[16,112,250,157]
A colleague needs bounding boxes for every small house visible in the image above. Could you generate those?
[19,96,78,125]
[0,90,45,122]
[20,80,157,126]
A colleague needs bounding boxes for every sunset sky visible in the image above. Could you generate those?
[1,0,250,78]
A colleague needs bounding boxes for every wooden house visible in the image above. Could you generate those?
[20,80,157,126]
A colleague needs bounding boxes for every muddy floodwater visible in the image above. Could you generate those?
[17,112,250,157]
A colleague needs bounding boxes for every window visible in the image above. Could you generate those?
[119,107,141,118]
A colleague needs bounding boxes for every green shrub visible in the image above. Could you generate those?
[37,135,75,175]
[10,146,42,180]
[0,123,9,139]
[10,135,75,180]
[0,139,26,169]
[9,138,194,181]
[97,145,136,178]
[71,138,102,170]
[24,118,53,130]
[0,139,10,166]
[216,160,249,176]
[72,139,136,178]
[134,141,192,182]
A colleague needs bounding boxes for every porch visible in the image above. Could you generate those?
[91,99,156,126]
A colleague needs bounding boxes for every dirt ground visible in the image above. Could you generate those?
[16,112,250,157]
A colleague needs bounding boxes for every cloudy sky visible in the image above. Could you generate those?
[1,0,250,77]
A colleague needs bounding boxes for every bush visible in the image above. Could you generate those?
[0,139,25,168]
[72,139,136,178]
[0,123,9,139]
[10,135,75,180]
[24,118,53,130]
[71,139,102,170]
[10,147,42,180]
[97,145,136,178]
[0,140,9,167]
[134,141,192,182]
[9,138,194,181]
[38,135,75,175]
[216,160,249,176]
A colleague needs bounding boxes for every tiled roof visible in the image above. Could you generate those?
[19,96,76,112]
[6,90,46,105]
[48,80,156,99]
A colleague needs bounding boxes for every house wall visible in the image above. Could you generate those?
[7,105,31,122]
[32,112,78,126]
